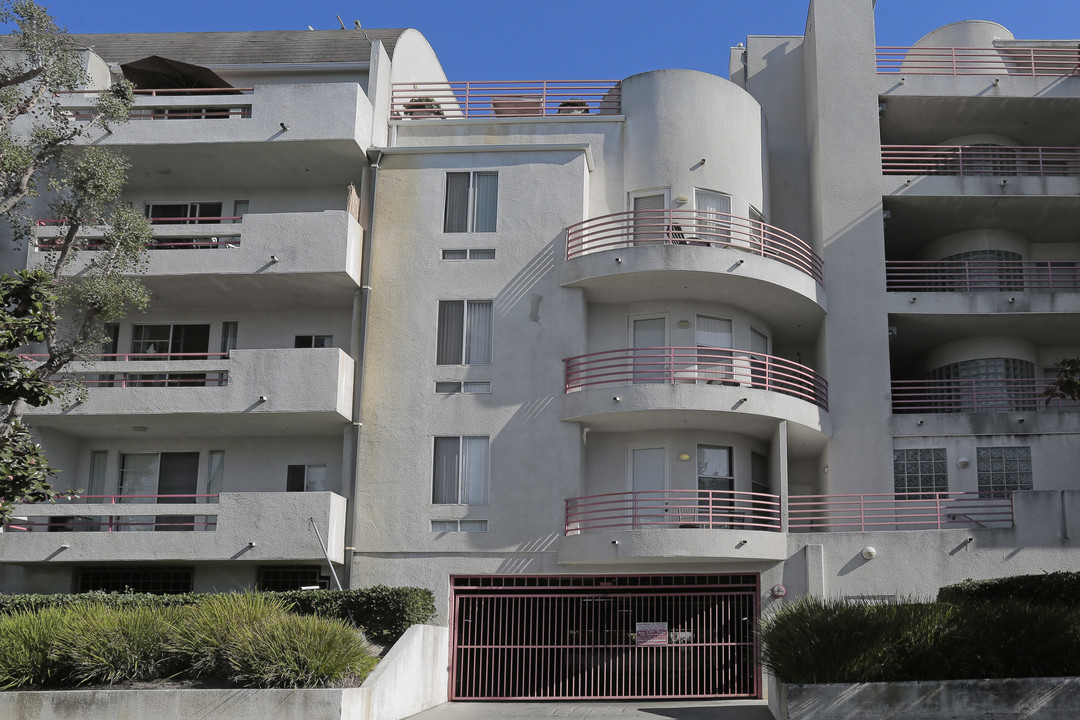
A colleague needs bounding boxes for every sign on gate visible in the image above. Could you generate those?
[635,621,668,646]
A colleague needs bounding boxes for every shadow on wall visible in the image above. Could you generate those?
[496,533,559,574]
[494,237,557,320]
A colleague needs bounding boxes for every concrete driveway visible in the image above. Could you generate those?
[405,700,774,719]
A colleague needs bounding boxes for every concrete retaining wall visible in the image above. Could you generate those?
[0,624,449,720]
[783,677,1080,719]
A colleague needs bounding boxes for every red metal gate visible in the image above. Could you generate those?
[449,574,760,700]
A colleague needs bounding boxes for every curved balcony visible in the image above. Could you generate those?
[566,209,822,283]
[559,489,786,564]
[565,347,827,409]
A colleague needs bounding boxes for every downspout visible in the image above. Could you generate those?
[342,148,381,588]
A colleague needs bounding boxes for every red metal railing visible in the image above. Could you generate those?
[19,352,229,362]
[882,145,1080,176]
[565,209,822,283]
[563,346,828,410]
[788,491,1014,531]
[886,260,1080,292]
[565,490,781,534]
[391,80,621,118]
[890,377,1069,413]
[56,88,255,96]
[876,46,1080,76]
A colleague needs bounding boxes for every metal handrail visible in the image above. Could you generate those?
[565,208,822,283]
[565,489,782,534]
[886,260,1080,292]
[789,491,1014,530]
[891,377,1070,413]
[563,346,828,410]
[881,145,1080,176]
[391,80,621,118]
[876,46,1080,76]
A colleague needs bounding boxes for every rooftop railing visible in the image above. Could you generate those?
[565,209,823,283]
[890,378,1072,413]
[788,491,1014,531]
[886,260,1080,292]
[565,490,781,534]
[391,80,621,119]
[882,145,1080,176]
[563,346,828,410]
[876,46,1080,76]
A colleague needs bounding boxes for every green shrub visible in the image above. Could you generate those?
[169,593,291,679]
[938,572,1080,606]
[0,606,73,689]
[760,595,1080,684]
[50,605,184,685]
[0,586,435,643]
[224,614,378,688]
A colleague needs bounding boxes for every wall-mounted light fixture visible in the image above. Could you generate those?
[862,546,877,560]
[677,452,691,462]
[677,320,691,329]
[957,457,970,468]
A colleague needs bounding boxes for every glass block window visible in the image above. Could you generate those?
[924,357,1034,382]
[977,446,1033,497]
[922,358,1036,413]
[257,566,328,591]
[893,448,947,498]
[941,250,1023,291]
[77,566,193,594]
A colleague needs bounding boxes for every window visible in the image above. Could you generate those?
[431,520,488,532]
[436,300,493,365]
[923,358,1035,412]
[220,322,238,353]
[444,172,498,232]
[77,566,193,594]
[435,381,492,394]
[893,448,947,498]
[145,202,223,224]
[286,465,328,492]
[977,446,1032,497]
[132,324,210,359]
[432,436,489,504]
[258,566,328,591]
[295,335,332,348]
[442,248,496,260]
[631,192,667,243]
[119,452,201,532]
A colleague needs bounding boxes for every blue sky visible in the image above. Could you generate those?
[15,0,1080,80]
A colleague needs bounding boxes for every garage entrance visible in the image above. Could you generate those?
[449,574,759,700]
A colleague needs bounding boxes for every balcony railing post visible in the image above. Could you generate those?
[935,493,943,529]
[951,47,957,75]
[541,80,548,116]
[860,495,866,532]
[670,346,676,384]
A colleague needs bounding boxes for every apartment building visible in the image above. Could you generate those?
[4,0,1080,703]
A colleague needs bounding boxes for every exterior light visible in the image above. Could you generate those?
[675,195,689,204]
[957,457,970,468]
[677,453,691,462]
[862,546,877,560]
[677,320,691,329]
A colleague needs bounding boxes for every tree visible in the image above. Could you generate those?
[1044,358,1080,406]
[0,0,152,523]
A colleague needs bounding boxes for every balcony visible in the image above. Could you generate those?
[886,260,1080,292]
[0,491,346,565]
[890,377,1074,414]
[789,491,1014,531]
[561,346,829,437]
[882,145,1080,176]
[23,348,354,437]
[558,490,785,564]
[391,80,621,119]
[877,46,1080,77]
[30,211,363,305]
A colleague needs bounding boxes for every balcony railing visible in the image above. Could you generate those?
[886,260,1080,292]
[565,490,781,534]
[4,494,220,533]
[61,88,254,121]
[22,352,230,388]
[36,216,243,250]
[391,80,620,119]
[876,46,1080,76]
[789,491,1014,531]
[566,209,823,283]
[890,378,1074,413]
[882,145,1080,176]
[564,346,828,410]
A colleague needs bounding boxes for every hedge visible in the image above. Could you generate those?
[0,586,435,644]
[938,571,1080,606]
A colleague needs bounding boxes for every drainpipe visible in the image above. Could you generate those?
[341,148,381,588]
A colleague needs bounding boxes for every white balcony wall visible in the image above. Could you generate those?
[0,491,346,564]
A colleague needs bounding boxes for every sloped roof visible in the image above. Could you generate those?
[64,29,408,65]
